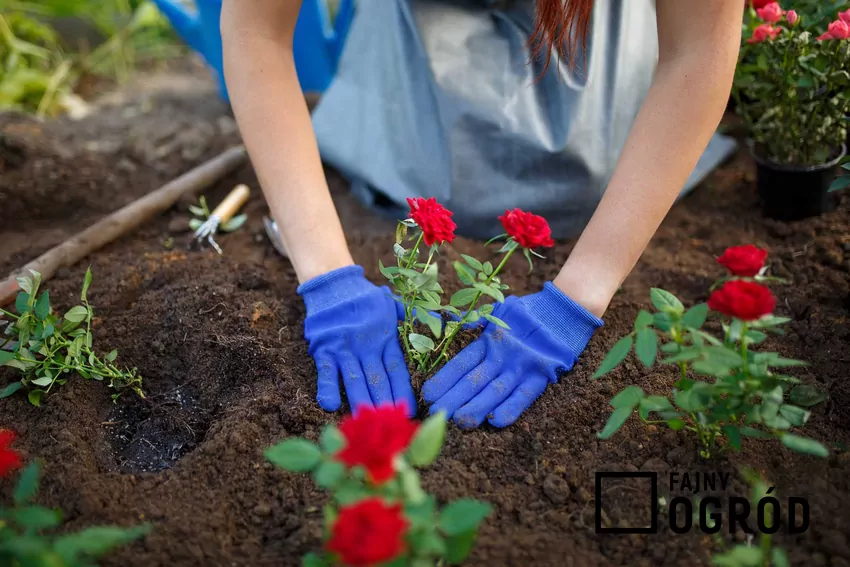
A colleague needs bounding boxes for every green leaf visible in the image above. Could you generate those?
[302,552,329,567]
[740,426,772,439]
[482,262,494,276]
[444,530,478,565]
[31,376,53,387]
[14,462,41,505]
[779,405,810,427]
[667,418,686,431]
[399,466,427,504]
[438,499,493,536]
[63,306,89,324]
[461,254,483,271]
[450,289,478,308]
[772,548,790,567]
[592,336,633,379]
[453,262,476,286]
[0,380,23,398]
[409,333,436,354]
[189,218,203,231]
[416,310,443,339]
[15,292,30,315]
[264,439,322,472]
[28,389,45,407]
[13,506,63,530]
[482,314,510,329]
[650,288,684,315]
[34,291,50,320]
[640,395,673,411]
[408,529,447,556]
[828,175,850,192]
[610,386,644,410]
[407,411,447,467]
[105,349,118,362]
[473,282,505,303]
[221,214,248,232]
[634,328,658,368]
[597,407,632,439]
[313,460,346,489]
[681,303,708,329]
[780,434,828,457]
[789,384,828,407]
[722,425,742,451]
[634,310,653,330]
[712,545,763,566]
[320,425,345,455]
[54,525,150,560]
[406,496,437,530]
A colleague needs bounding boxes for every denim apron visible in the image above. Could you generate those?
[311,0,736,239]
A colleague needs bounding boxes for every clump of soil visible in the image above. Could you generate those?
[1,69,849,566]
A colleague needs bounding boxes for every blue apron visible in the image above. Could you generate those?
[312,0,736,239]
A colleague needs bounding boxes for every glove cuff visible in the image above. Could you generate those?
[297,265,374,313]
[523,282,604,353]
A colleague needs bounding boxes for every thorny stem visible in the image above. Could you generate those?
[427,246,517,373]
[400,232,425,363]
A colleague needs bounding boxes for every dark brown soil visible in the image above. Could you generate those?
[2,70,850,567]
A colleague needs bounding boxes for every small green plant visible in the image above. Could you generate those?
[188,195,248,233]
[711,470,790,567]
[0,268,143,405]
[829,157,850,192]
[380,198,552,373]
[265,404,492,566]
[1,457,150,565]
[593,245,829,459]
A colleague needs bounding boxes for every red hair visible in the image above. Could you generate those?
[530,0,594,73]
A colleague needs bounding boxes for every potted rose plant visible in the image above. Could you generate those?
[733,3,850,221]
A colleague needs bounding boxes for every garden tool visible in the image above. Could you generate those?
[263,216,289,258]
[192,184,250,254]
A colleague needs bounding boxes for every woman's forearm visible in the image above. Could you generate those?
[221,0,353,283]
[554,53,738,317]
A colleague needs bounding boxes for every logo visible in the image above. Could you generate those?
[594,470,810,535]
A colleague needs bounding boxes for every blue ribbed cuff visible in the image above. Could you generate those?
[522,282,604,353]
[297,265,373,313]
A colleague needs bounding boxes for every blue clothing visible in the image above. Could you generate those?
[311,0,736,239]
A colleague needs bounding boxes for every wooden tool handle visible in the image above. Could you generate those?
[211,184,250,223]
[0,146,248,307]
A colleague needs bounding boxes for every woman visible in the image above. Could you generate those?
[220,0,743,428]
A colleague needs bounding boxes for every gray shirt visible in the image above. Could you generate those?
[312,0,735,239]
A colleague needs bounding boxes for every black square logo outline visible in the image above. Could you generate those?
[595,471,659,534]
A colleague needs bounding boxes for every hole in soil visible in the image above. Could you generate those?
[105,384,210,473]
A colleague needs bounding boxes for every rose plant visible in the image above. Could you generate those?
[380,198,554,372]
[0,429,150,565]
[734,3,850,166]
[264,404,492,566]
[0,268,143,405]
[592,245,829,459]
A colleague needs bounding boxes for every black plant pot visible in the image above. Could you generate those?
[751,143,847,222]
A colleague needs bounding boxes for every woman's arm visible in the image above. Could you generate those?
[221,0,354,282]
[553,0,743,317]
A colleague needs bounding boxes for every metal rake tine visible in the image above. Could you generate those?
[207,233,223,255]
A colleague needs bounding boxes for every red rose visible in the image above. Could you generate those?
[756,2,784,23]
[336,403,419,484]
[707,281,776,321]
[0,430,22,478]
[716,245,768,277]
[406,197,457,246]
[327,498,409,566]
[498,208,554,249]
[750,0,772,9]
[748,23,780,43]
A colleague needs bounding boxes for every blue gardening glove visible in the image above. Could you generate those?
[298,266,416,415]
[422,282,603,428]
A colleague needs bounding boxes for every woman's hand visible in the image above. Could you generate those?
[299,266,416,415]
[422,283,602,428]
